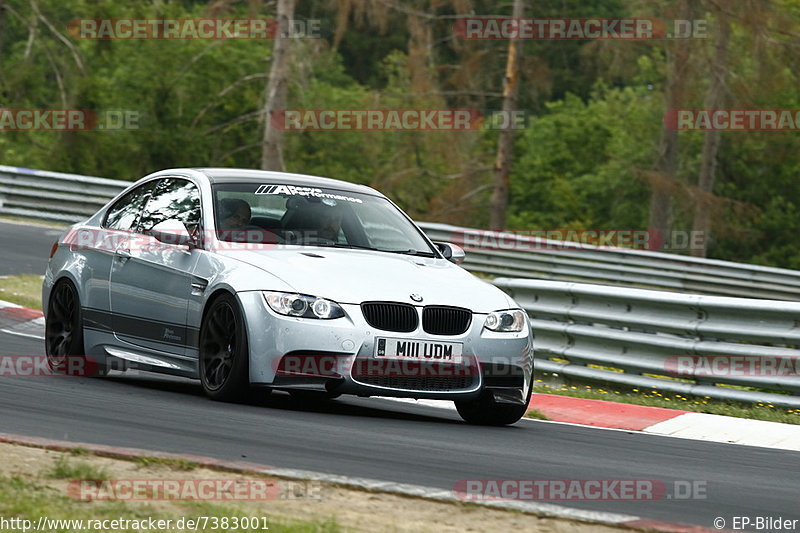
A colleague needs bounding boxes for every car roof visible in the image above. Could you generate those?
[189,168,382,196]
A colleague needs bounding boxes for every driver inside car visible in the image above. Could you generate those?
[218,197,272,243]
[219,198,252,230]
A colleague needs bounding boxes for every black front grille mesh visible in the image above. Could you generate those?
[356,374,474,391]
[422,306,472,335]
[361,302,418,332]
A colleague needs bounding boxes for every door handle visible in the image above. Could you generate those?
[191,277,208,295]
[116,248,131,262]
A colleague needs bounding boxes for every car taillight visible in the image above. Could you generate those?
[49,241,59,258]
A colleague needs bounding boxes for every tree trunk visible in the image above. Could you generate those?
[0,0,5,73]
[648,0,693,250]
[690,9,731,257]
[260,0,295,171]
[488,0,524,231]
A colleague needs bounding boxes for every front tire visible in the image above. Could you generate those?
[455,378,533,426]
[199,293,250,401]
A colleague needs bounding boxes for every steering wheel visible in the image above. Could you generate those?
[284,232,336,246]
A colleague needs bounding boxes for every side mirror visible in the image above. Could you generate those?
[434,241,466,265]
[148,219,193,247]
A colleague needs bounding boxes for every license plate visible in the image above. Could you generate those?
[374,338,463,363]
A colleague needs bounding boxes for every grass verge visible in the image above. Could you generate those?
[0,443,622,533]
[49,456,109,480]
[0,215,68,229]
[0,274,43,310]
[532,381,800,425]
[134,456,199,471]
[524,408,548,420]
[0,472,342,533]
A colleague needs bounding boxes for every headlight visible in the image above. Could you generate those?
[484,309,527,332]
[262,291,345,319]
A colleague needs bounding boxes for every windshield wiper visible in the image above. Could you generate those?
[302,242,436,256]
[385,249,437,257]
[316,242,382,252]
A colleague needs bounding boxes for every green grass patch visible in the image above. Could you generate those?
[533,381,800,425]
[48,456,109,480]
[0,274,43,310]
[134,456,199,471]
[0,215,68,229]
[67,447,90,456]
[524,409,548,420]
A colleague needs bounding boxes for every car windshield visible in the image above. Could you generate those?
[212,182,436,256]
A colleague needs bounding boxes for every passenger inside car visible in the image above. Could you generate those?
[281,198,344,244]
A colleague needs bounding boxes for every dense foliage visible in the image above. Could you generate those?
[2,0,799,267]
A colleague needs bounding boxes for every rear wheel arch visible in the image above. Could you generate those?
[46,272,83,318]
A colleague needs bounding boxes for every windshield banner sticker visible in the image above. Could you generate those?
[255,184,363,203]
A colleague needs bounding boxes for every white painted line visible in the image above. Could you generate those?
[646,412,800,452]
[0,328,44,340]
[260,466,640,526]
[0,306,45,340]
[377,397,800,453]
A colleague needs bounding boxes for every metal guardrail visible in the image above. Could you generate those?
[494,277,800,407]
[0,165,127,222]
[419,222,800,301]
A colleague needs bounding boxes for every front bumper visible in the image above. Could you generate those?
[240,292,533,402]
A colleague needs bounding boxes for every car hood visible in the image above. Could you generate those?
[216,247,513,313]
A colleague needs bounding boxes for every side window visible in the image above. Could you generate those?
[137,178,201,235]
[103,182,155,231]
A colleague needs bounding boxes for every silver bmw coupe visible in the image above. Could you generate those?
[42,168,533,425]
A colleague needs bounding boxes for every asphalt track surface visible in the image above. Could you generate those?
[0,220,63,275]
[1,219,799,530]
